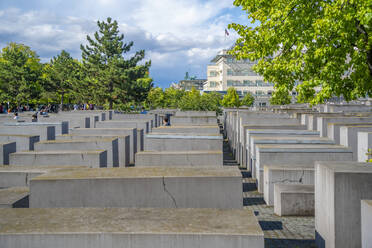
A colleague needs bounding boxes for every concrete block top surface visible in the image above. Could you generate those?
[0,165,87,173]
[243,124,303,128]
[252,136,334,144]
[264,164,315,170]
[174,111,216,117]
[247,129,319,135]
[256,144,351,153]
[0,187,29,205]
[2,122,62,126]
[146,134,222,140]
[154,125,218,129]
[0,134,38,138]
[138,150,223,155]
[37,138,116,144]
[13,150,105,155]
[0,208,262,236]
[275,184,314,193]
[315,161,372,173]
[74,128,134,131]
[59,134,129,138]
[31,167,242,180]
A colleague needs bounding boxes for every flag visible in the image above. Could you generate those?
[225,28,229,36]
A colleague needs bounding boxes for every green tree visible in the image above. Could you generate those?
[146,87,165,109]
[269,85,292,105]
[241,92,255,106]
[0,42,43,108]
[201,91,222,114]
[179,87,202,110]
[80,17,152,109]
[229,0,372,105]
[164,88,185,108]
[221,87,241,108]
[43,50,80,109]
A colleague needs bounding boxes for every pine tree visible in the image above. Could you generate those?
[80,17,152,109]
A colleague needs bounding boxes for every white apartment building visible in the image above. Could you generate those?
[204,49,275,106]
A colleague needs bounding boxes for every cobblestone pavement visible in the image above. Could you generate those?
[223,138,316,248]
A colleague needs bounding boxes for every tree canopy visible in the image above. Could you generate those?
[221,87,241,108]
[229,0,372,105]
[241,92,255,106]
[0,43,43,107]
[81,17,152,109]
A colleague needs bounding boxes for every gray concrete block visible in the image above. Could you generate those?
[145,134,222,151]
[0,187,29,208]
[0,208,264,248]
[0,125,55,141]
[135,151,223,167]
[274,184,314,216]
[0,134,39,151]
[171,116,217,126]
[57,134,130,167]
[317,117,372,137]
[96,120,150,133]
[174,111,217,117]
[327,122,372,144]
[151,125,220,134]
[9,150,107,168]
[357,131,372,162]
[70,128,136,164]
[30,167,242,209]
[4,121,68,136]
[315,161,372,248]
[0,142,16,165]
[339,126,372,161]
[263,164,314,206]
[255,144,353,193]
[34,138,119,167]
[361,200,372,248]
[0,165,87,188]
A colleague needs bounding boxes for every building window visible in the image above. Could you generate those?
[256,90,264,96]
[210,81,217,87]
[243,80,257,86]
[209,70,218,77]
[227,69,233,76]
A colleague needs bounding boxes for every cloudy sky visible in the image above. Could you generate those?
[0,0,250,88]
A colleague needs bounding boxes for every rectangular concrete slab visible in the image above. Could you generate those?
[315,161,372,248]
[135,150,223,167]
[0,165,87,188]
[30,167,242,209]
[57,134,130,167]
[34,138,119,167]
[263,164,314,206]
[0,134,39,152]
[357,132,372,162]
[145,134,222,151]
[0,142,16,165]
[338,126,372,160]
[171,116,217,126]
[274,184,314,216]
[9,150,107,168]
[0,208,264,248]
[0,187,29,208]
[70,128,137,164]
[327,122,372,144]
[96,120,150,133]
[255,144,353,193]
[151,125,220,134]
[0,125,55,141]
[361,200,372,248]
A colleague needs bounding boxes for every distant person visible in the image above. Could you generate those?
[140,107,147,114]
[163,117,170,126]
[32,112,38,122]
[13,112,19,120]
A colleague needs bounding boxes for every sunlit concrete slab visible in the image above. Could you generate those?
[315,161,372,248]
[255,144,353,192]
[274,184,314,216]
[9,150,107,168]
[263,164,314,206]
[145,134,222,151]
[30,167,242,209]
[0,187,29,208]
[361,200,372,248]
[34,138,119,167]
[135,151,223,167]
[0,208,264,248]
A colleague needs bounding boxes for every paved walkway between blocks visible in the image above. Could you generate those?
[223,138,316,248]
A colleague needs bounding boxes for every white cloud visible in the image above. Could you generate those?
[0,0,247,86]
